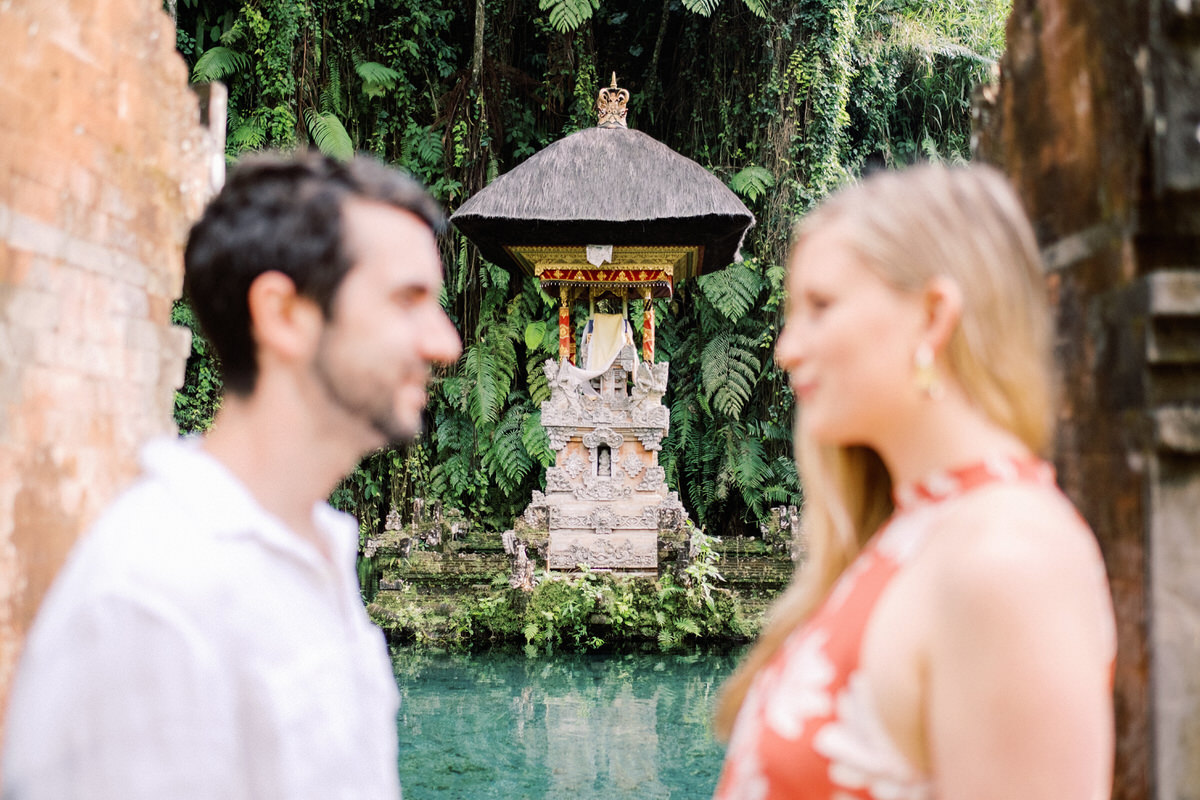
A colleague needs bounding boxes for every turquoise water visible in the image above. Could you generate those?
[392,647,745,799]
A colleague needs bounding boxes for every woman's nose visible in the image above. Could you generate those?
[774,322,803,371]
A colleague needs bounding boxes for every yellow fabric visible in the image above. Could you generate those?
[585,313,631,371]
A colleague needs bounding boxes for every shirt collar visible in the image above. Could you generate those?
[139,436,360,573]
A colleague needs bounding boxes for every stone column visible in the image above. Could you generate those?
[976,1,1200,797]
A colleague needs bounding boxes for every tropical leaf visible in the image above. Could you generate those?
[463,331,517,426]
[522,410,556,467]
[729,433,769,493]
[701,332,760,419]
[356,61,402,98]
[697,265,763,324]
[741,0,767,18]
[482,405,533,493]
[524,321,546,351]
[228,115,267,150]
[728,165,775,202]
[191,46,249,83]
[538,0,599,32]
[304,109,355,161]
[681,0,721,16]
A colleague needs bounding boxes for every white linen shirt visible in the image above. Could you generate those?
[2,437,402,800]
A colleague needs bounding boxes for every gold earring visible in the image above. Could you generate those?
[913,343,944,400]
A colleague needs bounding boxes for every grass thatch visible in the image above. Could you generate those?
[451,127,755,277]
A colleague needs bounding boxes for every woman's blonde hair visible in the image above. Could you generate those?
[714,163,1054,738]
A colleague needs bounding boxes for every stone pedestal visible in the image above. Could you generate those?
[520,346,687,573]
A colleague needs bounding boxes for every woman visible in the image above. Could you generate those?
[713,164,1115,800]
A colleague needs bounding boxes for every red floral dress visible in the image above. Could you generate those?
[713,457,1065,800]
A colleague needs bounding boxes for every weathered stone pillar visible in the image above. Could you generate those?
[977,1,1200,797]
[0,0,220,736]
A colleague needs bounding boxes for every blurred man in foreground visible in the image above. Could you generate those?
[3,152,461,799]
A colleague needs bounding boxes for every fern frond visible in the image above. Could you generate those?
[463,332,517,426]
[191,46,249,83]
[482,406,532,493]
[681,0,721,16]
[356,61,402,98]
[701,332,760,419]
[730,434,769,493]
[741,0,767,18]
[228,115,267,150]
[538,0,599,32]
[728,165,775,202]
[304,109,355,162]
[697,264,763,323]
[522,410,556,467]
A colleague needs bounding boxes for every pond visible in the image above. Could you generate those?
[391,646,746,800]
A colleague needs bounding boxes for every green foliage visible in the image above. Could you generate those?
[170,0,1008,539]
[191,45,249,83]
[728,165,775,203]
[371,554,747,652]
[171,299,221,434]
[304,109,355,161]
[538,0,600,33]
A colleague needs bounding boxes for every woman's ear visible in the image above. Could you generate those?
[246,271,323,365]
[923,275,964,353]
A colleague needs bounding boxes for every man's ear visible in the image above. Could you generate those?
[922,275,964,354]
[246,271,323,364]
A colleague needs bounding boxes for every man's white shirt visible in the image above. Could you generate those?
[3,437,403,800]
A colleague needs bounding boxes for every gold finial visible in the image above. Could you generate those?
[597,72,629,129]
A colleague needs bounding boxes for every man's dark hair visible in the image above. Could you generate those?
[183,151,445,395]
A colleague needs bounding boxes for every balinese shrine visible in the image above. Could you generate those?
[451,77,754,574]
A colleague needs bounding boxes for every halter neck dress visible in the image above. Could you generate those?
[713,457,1060,800]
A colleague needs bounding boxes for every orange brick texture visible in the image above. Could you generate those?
[0,0,219,735]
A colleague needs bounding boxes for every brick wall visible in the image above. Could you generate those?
[0,0,220,729]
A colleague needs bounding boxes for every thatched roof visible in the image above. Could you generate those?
[450,126,755,279]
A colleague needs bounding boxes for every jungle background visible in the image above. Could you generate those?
[168,0,1010,542]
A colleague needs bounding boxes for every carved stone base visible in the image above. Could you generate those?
[548,531,658,570]
[524,351,689,572]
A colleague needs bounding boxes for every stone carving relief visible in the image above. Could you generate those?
[562,454,586,480]
[637,465,668,492]
[582,427,625,450]
[574,480,633,502]
[551,506,660,534]
[545,467,574,493]
[559,539,655,569]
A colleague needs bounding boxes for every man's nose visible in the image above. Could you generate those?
[425,310,463,365]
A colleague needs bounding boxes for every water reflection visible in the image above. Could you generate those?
[392,647,745,800]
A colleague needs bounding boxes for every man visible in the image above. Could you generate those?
[2,153,462,798]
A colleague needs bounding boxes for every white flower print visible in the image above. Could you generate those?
[875,513,932,563]
[813,672,932,800]
[922,469,960,500]
[764,629,836,741]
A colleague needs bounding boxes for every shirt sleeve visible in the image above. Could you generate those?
[3,591,242,800]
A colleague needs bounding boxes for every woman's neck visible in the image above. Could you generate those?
[872,393,1033,487]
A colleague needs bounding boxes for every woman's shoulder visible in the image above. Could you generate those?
[923,480,1098,567]
[917,481,1115,658]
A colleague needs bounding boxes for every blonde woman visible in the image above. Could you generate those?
[713,164,1115,800]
